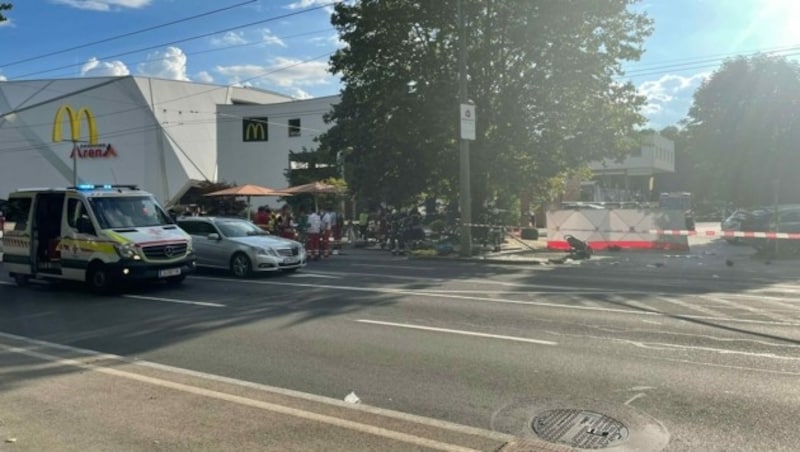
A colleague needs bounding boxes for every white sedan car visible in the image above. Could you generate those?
[177,216,306,277]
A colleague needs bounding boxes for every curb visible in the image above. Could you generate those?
[408,254,550,265]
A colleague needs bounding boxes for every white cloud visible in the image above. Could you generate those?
[0,17,13,27]
[52,0,151,11]
[261,28,287,48]
[195,71,214,83]
[137,46,189,81]
[80,57,130,77]
[308,34,343,48]
[265,57,331,87]
[638,72,709,116]
[210,31,247,47]
[285,0,333,10]
[0,74,7,81]
[216,58,333,97]
[288,87,313,99]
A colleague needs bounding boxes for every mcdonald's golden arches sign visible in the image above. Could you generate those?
[52,105,117,158]
[242,117,268,142]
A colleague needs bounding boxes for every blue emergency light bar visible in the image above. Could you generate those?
[69,184,139,191]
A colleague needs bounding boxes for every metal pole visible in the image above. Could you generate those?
[458,0,472,256]
[72,140,78,185]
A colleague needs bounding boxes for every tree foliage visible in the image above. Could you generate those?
[685,55,800,206]
[318,0,652,212]
[0,3,11,23]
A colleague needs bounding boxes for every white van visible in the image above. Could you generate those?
[1,184,195,292]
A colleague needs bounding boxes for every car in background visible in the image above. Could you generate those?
[177,216,306,277]
[720,209,751,243]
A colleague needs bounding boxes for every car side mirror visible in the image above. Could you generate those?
[208,233,221,241]
[76,215,95,235]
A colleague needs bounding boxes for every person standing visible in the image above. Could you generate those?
[358,210,369,240]
[321,208,333,258]
[307,209,321,260]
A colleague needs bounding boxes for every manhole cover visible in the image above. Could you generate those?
[532,409,629,449]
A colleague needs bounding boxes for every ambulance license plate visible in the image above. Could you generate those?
[159,268,181,278]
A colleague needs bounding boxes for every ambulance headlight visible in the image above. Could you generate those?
[114,243,141,260]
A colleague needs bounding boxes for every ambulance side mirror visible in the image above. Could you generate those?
[77,215,95,235]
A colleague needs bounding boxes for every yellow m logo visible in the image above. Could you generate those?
[243,117,268,142]
[52,105,98,145]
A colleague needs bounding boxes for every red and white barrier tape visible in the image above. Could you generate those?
[651,229,800,239]
[552,226,800,240]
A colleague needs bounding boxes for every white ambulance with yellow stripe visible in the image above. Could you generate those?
[1,184,195,292]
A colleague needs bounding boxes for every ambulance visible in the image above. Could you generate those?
[1,184,195,292]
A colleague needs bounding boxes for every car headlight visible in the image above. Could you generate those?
[115,243,141,260]
[254,247,278,256]
[186,237,193,252]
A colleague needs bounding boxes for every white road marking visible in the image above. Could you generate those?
[697,294,793,323]
[654,295,724,317]
[0,331,511,448]
[189,276,800,326]
[624,393,647,406]
[350,263,435,271]
[0,281,13,286]
[288,272,341,279]
[122,294,225,308]
[633,353,800,377]
[355,319,558,346]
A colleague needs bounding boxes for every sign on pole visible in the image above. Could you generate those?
[460,104,475,141]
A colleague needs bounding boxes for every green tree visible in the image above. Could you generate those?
[0,3,11,23]
[685,55,800,207]
[319,0,652,213]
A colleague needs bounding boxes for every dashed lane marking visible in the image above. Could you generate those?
[355,319,558,346]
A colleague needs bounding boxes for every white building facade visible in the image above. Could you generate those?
[0,76,294,204]
[216,95,339,197]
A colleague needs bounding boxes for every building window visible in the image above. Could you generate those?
[242,117,268,142]
[288,118,301,137]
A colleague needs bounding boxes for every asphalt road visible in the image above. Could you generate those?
[1,240,799,451]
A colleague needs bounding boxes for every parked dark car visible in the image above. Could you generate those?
[740,206,800,254]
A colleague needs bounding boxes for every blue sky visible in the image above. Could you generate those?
[1,0,799,129]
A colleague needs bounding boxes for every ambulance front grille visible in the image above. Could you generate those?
[142,243,188,260]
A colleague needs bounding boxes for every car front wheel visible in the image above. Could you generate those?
[230,253,252,278]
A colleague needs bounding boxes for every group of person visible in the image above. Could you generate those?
[254,205,341,260]
[254,205,296,240]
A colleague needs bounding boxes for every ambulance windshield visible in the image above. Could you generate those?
[89,196,172,229]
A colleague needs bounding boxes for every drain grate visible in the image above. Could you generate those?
[532,409,628,449]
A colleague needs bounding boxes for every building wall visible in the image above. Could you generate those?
[217,95,339,199]
[589,132,675,176]
[0,76,293,204]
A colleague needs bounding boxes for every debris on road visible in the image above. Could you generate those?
[5,437,17,443]
[344,391,361,404]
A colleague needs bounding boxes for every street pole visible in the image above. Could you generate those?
[72,139,78,185]
[457,0,472,257]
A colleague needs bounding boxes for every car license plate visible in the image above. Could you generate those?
[159,268,181,278]
[284,257,299,265]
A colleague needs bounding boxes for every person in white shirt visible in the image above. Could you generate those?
[320,209,332,257]
[307,210,322,260]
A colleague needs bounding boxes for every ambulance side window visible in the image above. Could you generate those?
[66,198,94,234]
[6,197,33,231]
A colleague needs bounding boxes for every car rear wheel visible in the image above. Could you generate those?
[230,253,252,278]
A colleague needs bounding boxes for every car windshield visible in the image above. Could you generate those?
[215,219,267,238]
[89,196,172,229]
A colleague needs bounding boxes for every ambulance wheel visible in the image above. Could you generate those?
[12,273,30,287]
[87,263,113,293]
[230,253,252,278]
